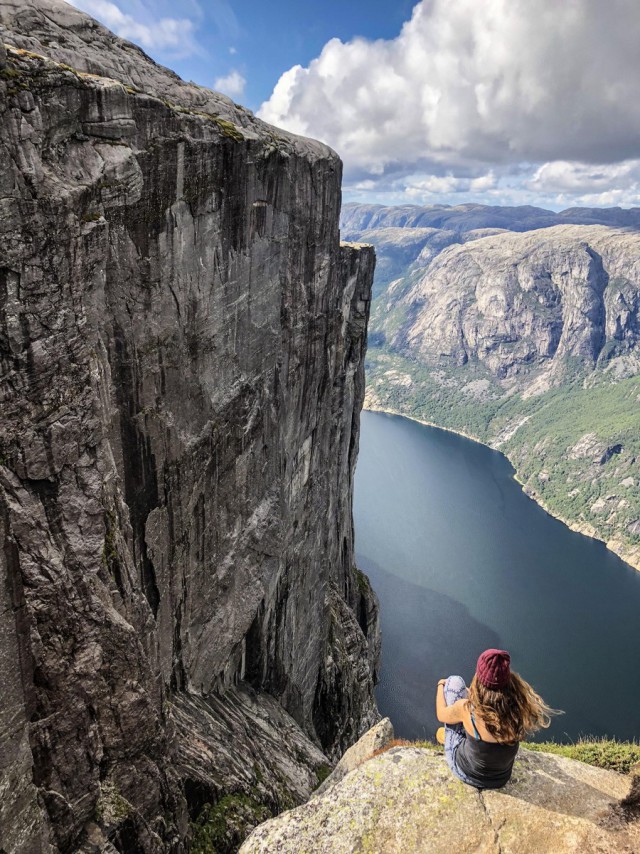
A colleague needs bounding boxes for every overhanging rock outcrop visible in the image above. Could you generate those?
[0,2,379,851]
[241,741,640,853]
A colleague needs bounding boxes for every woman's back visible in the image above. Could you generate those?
[455,730,519,789]
[436,649,556,790]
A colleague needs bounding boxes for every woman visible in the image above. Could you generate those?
[435,648,555,789]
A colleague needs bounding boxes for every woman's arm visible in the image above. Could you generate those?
[435,680,467,724]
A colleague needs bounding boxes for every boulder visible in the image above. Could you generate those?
[313,717,394,796]
[241,746,640,853]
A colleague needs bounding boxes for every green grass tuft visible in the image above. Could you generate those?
[213,117,245,142]
[405,734,639,774]
[522,738,640,774]
[412,740,441,752]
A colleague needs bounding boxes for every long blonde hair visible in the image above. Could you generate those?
[468,672,558,743]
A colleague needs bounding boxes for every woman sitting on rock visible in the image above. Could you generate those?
[435,649,555,789]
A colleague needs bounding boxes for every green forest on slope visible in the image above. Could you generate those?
[365,346,640,566]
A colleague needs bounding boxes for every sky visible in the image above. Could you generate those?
[66,0,640,211]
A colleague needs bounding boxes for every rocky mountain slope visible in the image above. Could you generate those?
[241,720,640,853]
[342,204,640,569]
[0,2,379,852]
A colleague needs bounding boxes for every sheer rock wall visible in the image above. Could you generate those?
[0,3,378,851]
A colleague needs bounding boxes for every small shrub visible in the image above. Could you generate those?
[191,793,272,854]
[354,567,371,595]
[314,763,332,789]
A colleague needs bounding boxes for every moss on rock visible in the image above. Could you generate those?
[191,793,272,854]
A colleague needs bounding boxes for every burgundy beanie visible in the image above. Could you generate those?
[476,649,511,689]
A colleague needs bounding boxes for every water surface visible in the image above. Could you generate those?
[354,410,640,742]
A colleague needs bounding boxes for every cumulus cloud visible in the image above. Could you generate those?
[258,0,640,206]
[530,160,640,194]
[527,160,640,207]
[405,172,497,197]
[213,69,246,98]
[67,0,199,56]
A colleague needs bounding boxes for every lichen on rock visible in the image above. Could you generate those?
[241,734,640,854]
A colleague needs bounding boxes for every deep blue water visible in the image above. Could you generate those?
[354,410,640,743]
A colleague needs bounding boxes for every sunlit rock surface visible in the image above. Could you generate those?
[242,739,640,854]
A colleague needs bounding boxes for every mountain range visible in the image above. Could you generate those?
[342,203,640,570]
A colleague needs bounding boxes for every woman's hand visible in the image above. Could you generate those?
[437,679,447,688]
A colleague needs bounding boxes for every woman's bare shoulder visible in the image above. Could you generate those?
[464,702,500,742]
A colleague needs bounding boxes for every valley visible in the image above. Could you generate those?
[342,204,640,569]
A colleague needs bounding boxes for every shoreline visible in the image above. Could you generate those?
[364,404,640,573]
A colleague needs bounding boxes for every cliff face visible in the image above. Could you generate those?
[0,3,379,852]
[385,226,640,381]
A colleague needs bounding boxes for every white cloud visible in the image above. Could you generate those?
[213,69,246,98]
[404,172,497,197]
[67,0,199,56]
[259,0,640,207]
[529,160,640,195]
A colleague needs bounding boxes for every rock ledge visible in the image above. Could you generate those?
[241,742,640,853]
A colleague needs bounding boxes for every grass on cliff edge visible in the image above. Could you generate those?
[521,738,640,775]
[377,738,640,775]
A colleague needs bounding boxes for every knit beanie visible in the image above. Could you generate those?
[476,649,511,689]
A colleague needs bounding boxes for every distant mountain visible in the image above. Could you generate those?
[346,204,640,571]
[341,202,640,234]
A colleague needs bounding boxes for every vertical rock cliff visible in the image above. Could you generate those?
[0,2,379,851]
